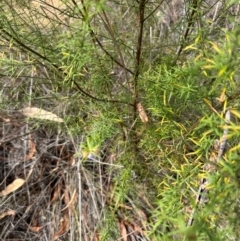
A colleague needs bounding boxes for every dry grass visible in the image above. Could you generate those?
[0,112,152,240]
[0,112,106,240]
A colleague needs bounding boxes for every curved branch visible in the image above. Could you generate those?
[0,28,133,106]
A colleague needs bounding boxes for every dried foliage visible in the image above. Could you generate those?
[0,112,151,240]
[0,113,75,240]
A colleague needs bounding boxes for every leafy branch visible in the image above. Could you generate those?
[0,28,133,106]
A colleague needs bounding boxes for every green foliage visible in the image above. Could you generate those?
[1,0,240,240]
[140,29,240,240]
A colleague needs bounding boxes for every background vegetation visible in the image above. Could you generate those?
[0,0,240,240]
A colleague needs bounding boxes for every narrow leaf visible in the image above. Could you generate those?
[19,107,64,123]
[137,102,149,123]
[0,210,15,220]
[0,178,25,197]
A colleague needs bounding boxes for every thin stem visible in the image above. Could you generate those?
[131,0,146,152]
[0,29,133,106]
[175,0,199,59]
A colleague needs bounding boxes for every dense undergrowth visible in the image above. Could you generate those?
[0,0,240,240]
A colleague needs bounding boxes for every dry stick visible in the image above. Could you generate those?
[187,109,231,227]
[23,66,34,205]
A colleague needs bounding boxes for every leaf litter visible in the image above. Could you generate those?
[0,111,152,241]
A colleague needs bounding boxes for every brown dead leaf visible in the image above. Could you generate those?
[132,222,144,235]
[0,210,15,220]
[30,226,43,233]
[69,155,76,166]
[24,139,36,161]
[185,206,192,214]
[18,107,64,123]
[137,102,149,123]
[53,187,70,240]
[50,183,61,203]
[53,211,70,240]
[119,220,128,241]
[63,189,70,208]
[0,178,25,197]
[61,189,77,212]
[0,117,11,122]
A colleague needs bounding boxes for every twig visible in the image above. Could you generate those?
[0,130,36,144]
[175,0,199,59]
[1,29,133,107]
